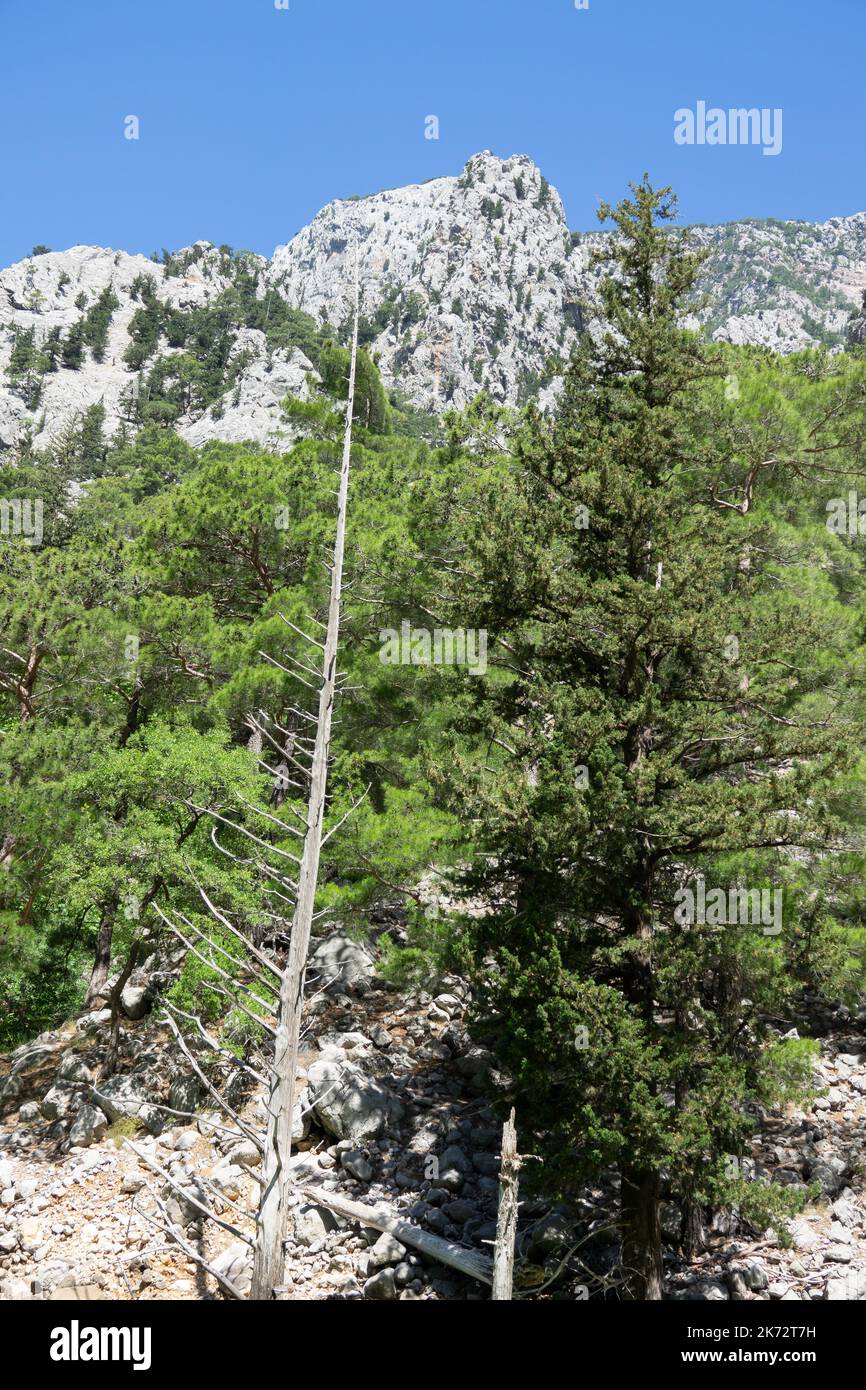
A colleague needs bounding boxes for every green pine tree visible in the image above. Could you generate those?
[435,178,866,1297]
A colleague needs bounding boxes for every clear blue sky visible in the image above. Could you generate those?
[1,0,863,266]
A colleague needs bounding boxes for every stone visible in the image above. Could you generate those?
[340,1150,373,1183]
[120,983,153,1020]
[57,1052,93,1084]
[8,1038,61,1077]
[0,1076,21,1105]
[91,1074,162,1135]
[369,1232,406,1269]
[675,1278,730,1301]
[48,1285,105,1301]
[294,1204,337,1248]
[309,931,374,990]
[40,1085,80,1121]
[225,1140,261,1169]
[306,1059,403,1142]
[454,1047,494,1084]
[163,1181,204,1229]
[211,1241,252,1295]
[0,1278,31,1300]
[68,1104,107,1148]
[208,1165,246,1201]
[742,1260,769,1291]
[75,1010,111,1034]
[18,1102,40,1123]
[442,1199,477,1226]
[18,1217,42,1253]
[809,1156,849,1198]
[363,1267,397,1300]
[825,1269,866,1300]
[825,1245,853,1263]
[831,1196,858,1227]
[166,1074,203,1121]
[525,1210,576,1262]
[790,1219,820,1251]
[433,993,462,1016]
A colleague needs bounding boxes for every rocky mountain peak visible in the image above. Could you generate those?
[268,150,577,411]
[0,154,864,460]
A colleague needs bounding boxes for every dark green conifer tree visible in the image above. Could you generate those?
[442,179,866,1297]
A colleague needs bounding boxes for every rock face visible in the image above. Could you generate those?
[268,151,581,412]
[1,153,864,460]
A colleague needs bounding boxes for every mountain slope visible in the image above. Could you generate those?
[1,152,864,458]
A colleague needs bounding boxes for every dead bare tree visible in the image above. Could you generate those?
[250,256,362,1299]
[491,1108,521,1300]
[129,252,365,1301]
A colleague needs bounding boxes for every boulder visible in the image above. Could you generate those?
[40,1084,80,1121]
[340,1149,373,1183]
[363,1268,397,1300]
[57,1051,93,1084]
[211,1241,252,1295]
[306,1059,403,1142]
[68,1104,107,1148]
[167,1073,203,1117]
[309,931,374,991]
[91,1074,162,1134]
[825,1269,866,1300]
[75,1010,111,1034]
[675,1278,730,1301]
[809,1156,849,1198]
[8,1037,61,1077]
[120,983,153,1021]
[17,1217,42,1253]
[525,1209,576,1263]
[369,1232,406,1269]
[0,1278,32,1300]
[0,1076,21,1105]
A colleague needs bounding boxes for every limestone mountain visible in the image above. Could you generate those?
[1,150,864,457]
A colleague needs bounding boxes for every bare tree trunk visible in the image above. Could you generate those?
[621,1164,663,1300]
[84,896,118,1008]
[250,256,361,1301]
[104,941,141,1077]
[492,1109,521,1300]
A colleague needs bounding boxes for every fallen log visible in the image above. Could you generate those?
[299,1182,494,1286]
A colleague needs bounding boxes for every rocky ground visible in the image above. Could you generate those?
[1,930,865,1302]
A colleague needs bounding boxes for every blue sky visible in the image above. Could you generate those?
[1,0,863,265]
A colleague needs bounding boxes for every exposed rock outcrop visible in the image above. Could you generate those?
[1,154,864,460]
